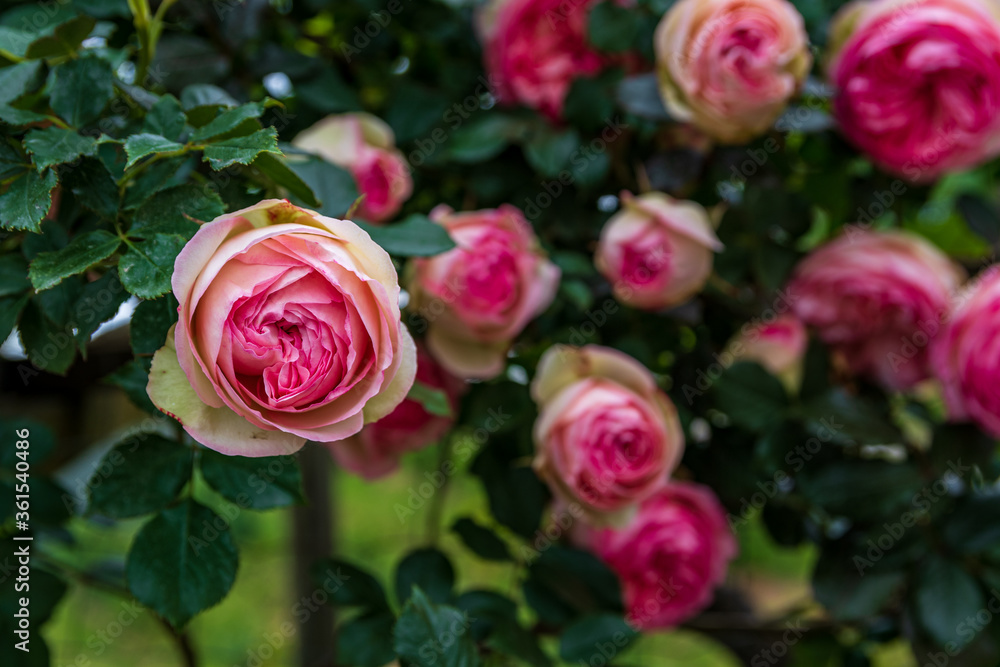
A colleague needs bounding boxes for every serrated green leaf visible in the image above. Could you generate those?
[124,133,186,170]
[142,94,186,142]
[24,15,96,60]
[69,269,128,348]
[359,214,456,257]
[199,451,304,510]
[180,84,237,111]
[253,151,320,208]
[0,105,51,126]
[29,230,121,291]
[130,295,178,355]
[0,61,42,106]
[452,517,511,562]
[126,498,239,628]
[395,548,454,605]
[119,234,186,298]
[285,155,359,217]
[88,434,193,518]
[0,293,29,343]
[394,589,480,667]
[339,612,397,667]
[202,127,278,170]
[559,614,636,662]
[0,139,26,180]
[191,101,267,142]
[0,168,58,232]
[49,56,114,127]
[23,127,98,172]
[310,558,390,609]
[130,183,224,239]
[61,156,119,218]
[18,299,75,375]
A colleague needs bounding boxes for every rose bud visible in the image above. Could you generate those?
[788,229,964,390]
[595,192,723,311]
[147,199,416,456]
[828,0,1000,181]
[727,314,807,390]
[531,345,685,523]
[654,0,811,144]
[293,113,413,223]
[406,204,560,380]
[328,345,465,479]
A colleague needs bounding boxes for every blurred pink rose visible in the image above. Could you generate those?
[293,113,413,223]
[531,345,684,522]
[583,481,737,629]
[829,0,1000,181]
[595,192,722,311]
[788,229,963,390]
[407,205,560,380]
[330,345,465,479]
[479,0,607,120]
[147,199,416,457]
[932,268,1000,437]
[654,0,811,143]
[728,314,807,388]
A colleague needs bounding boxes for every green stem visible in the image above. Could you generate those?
[130,0,179,87]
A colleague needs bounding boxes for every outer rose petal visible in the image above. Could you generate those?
[531,344,659,407]
[362,323,417,424]
[148,326,306,457]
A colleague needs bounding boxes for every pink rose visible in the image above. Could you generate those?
[829,0,1000,181]
[147,199,417,457]
[293,113,413,223]
[788,229,964,390]
[654,0,812,143]
[595,192,722,311]
[728,314,807,389]
[581,481,737,629]
[406,205,560,380]
[932,268,1000,437]
[329,345,465,479]
[531,345,685,522]
[479,0,608,120]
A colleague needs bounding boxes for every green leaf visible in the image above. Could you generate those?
[253,152,320,208]
[28,230,121,291]
[310,558,390,609]
[119,234,186,298]
[130,295,178,355]
[295,70,361,114]
[49,56,114,127]
[524,127,580,178]
[124,133,186,170]
[407,380,452,418]
[104,357,158,413]
[798,389,902,446]
[18,299,76,375]
[559,614,636,662]
[588,2,641,52]
[126,498,239,628]
[199,450,304,510]
[339,612,397,667]
[24,15,96,59]
[446,115,521,164]
[180,84,237,111]
[563,75,618,133]
[0,254,30,297]
[956,193,1000,246]
[285,155,359,217]
[395,548,455,605]
[942,495,1000,554]
[915,554,984,647]
[0,168,58,232]
[69,269,128,348]
[714,362,789,432]
[524,546,623,622]
[0,293,29,343]
[201,127,279,170]
[452,517,511,562]
[61,157,119,218]
[0,105,51,126]
[143,94,186,142]
[88,434,193,518]
[360,214,456,257]
[799,461,923,522]
[0,61,42,106]
[130,183,224,239]
[394,588,480,667]
[191,101,267,142]
[812,546,905,621]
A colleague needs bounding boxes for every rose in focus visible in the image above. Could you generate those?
[406,204,560,380]
[531,345,684,523]
[828,0,1000,181]
[788,229,963,390]
[147,199,416,457]
[595,192,722,311]
[293,113,413,223]
[654,0,811,143]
